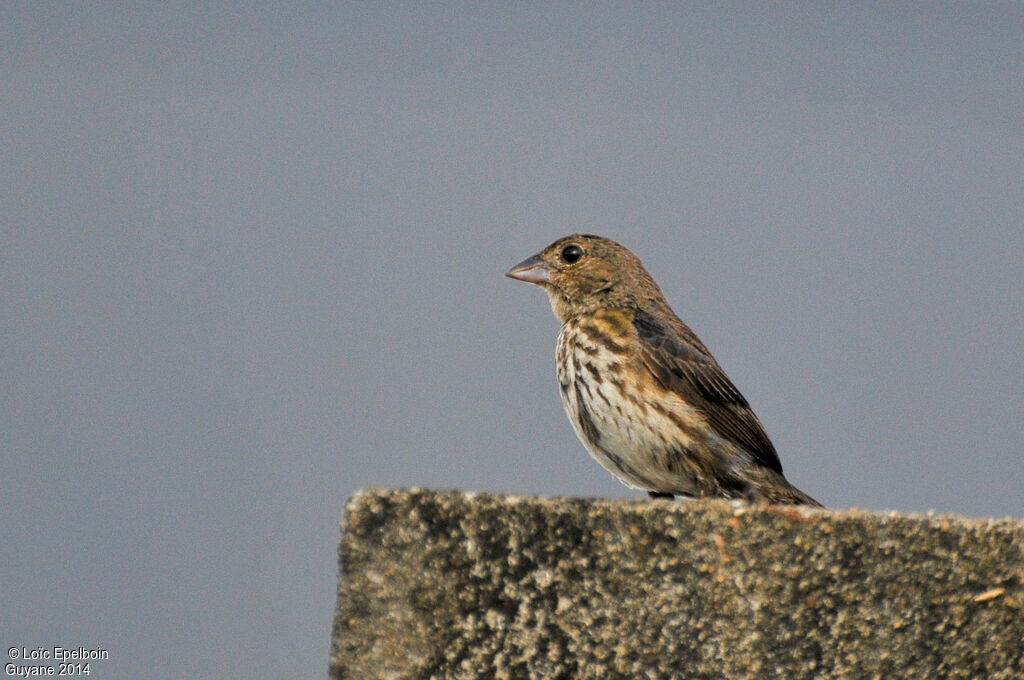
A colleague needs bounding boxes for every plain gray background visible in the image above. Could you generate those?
[3,4,1022,678]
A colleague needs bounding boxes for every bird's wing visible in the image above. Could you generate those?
[632,310,783,474]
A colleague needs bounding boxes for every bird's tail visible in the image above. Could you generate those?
[747,467,824,507]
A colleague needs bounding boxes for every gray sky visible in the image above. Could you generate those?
[3,4,1022,678]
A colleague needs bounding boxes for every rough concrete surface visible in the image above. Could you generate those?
[329,489,1023,679]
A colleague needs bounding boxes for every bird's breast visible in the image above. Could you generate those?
[556,313,709,492]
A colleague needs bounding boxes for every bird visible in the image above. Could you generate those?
[506,234,822,506]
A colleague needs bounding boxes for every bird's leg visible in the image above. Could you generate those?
[648,491,674,500]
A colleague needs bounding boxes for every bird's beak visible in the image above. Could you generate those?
[505,254,552,285]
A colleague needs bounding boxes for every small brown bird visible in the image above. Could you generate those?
[507,234,821,506]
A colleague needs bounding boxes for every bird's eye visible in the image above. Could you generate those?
[561,244,584,264]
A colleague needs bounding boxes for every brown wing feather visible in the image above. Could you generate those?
[633,310,783,474]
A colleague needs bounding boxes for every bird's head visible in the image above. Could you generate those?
[506,234,665,321]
